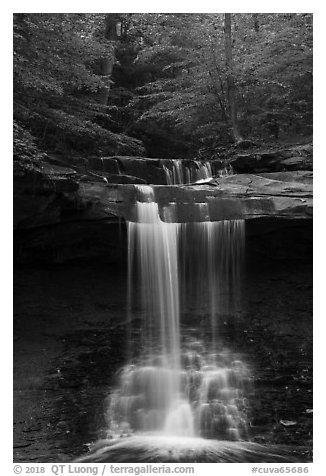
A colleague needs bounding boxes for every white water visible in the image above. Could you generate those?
[107,348,249,440]
[163,159,213,184]
[106,185,248,441]
[218,164,234,177]
[78,436,296,463]
[181,219,245,347]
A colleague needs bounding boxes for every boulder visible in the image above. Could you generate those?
[230,144,313,173]
[13,159,125,264]
[14,161,81,230]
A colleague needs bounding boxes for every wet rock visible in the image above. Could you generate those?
[56,421,68,429]
[87,157,121,175]
[105,174,147,185]
[14,161,80,230]
[106,172,313,223]
[234,139,257,150]
[97,156,167,184]
[88,157,105,171]
[14,155,313,264]
[210,160,225,175]
[280,420,297,427]
[230,143,313,173]
[258,171,313,184]
[14,443,32,448]
[88,156,218,185]
[13,157,129,264]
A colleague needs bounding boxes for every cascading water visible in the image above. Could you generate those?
[163,159,213,185]
[180,219,245,346]
[75,180,308,464]
[109,185,193,437]
[105,185,249,442]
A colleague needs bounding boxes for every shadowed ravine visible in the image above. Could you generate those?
[13,11,313,464]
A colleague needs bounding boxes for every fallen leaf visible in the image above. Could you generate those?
[280,419,297,426]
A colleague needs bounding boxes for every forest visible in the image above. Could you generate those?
[14,13,313,162]
[13,13,313,464]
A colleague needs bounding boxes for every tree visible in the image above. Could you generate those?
[224,13,243,142]
[13,13,313,161]
[13,13,145,159]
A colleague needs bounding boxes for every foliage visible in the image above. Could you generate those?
[13,121,47,163]
[13,13,145,159]
[13,13,312,160]
[107,13,312,157]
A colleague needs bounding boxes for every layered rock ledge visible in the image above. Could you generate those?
[13,158,312,263]
[79,171,312,223]
[14,159,312,229]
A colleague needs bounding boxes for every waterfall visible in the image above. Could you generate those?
[218,164,234,177]
[193,160,213,183]
[180,220,245,350]
[163,159,213,185]
[106,186,248,441]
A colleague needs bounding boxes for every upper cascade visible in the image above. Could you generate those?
[163,159,213,185]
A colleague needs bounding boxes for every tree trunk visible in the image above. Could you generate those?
[253,13,259,32]
[224,13,243,143]
[96,14,121,105]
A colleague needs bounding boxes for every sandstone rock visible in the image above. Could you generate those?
[87,157,121,175]
[87,157,104,171]
[233,139,257,149]
[14,161,80,230]
[117,157,166,184]
[102,158,120,174]
[105,174,147,185]
[102,172,312,223]
[14,158,313,264]
[279,157,312,171]
[87,156,224,185]
[230,144,313,173]
[210,160,226,175]
[257,171,312,184]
